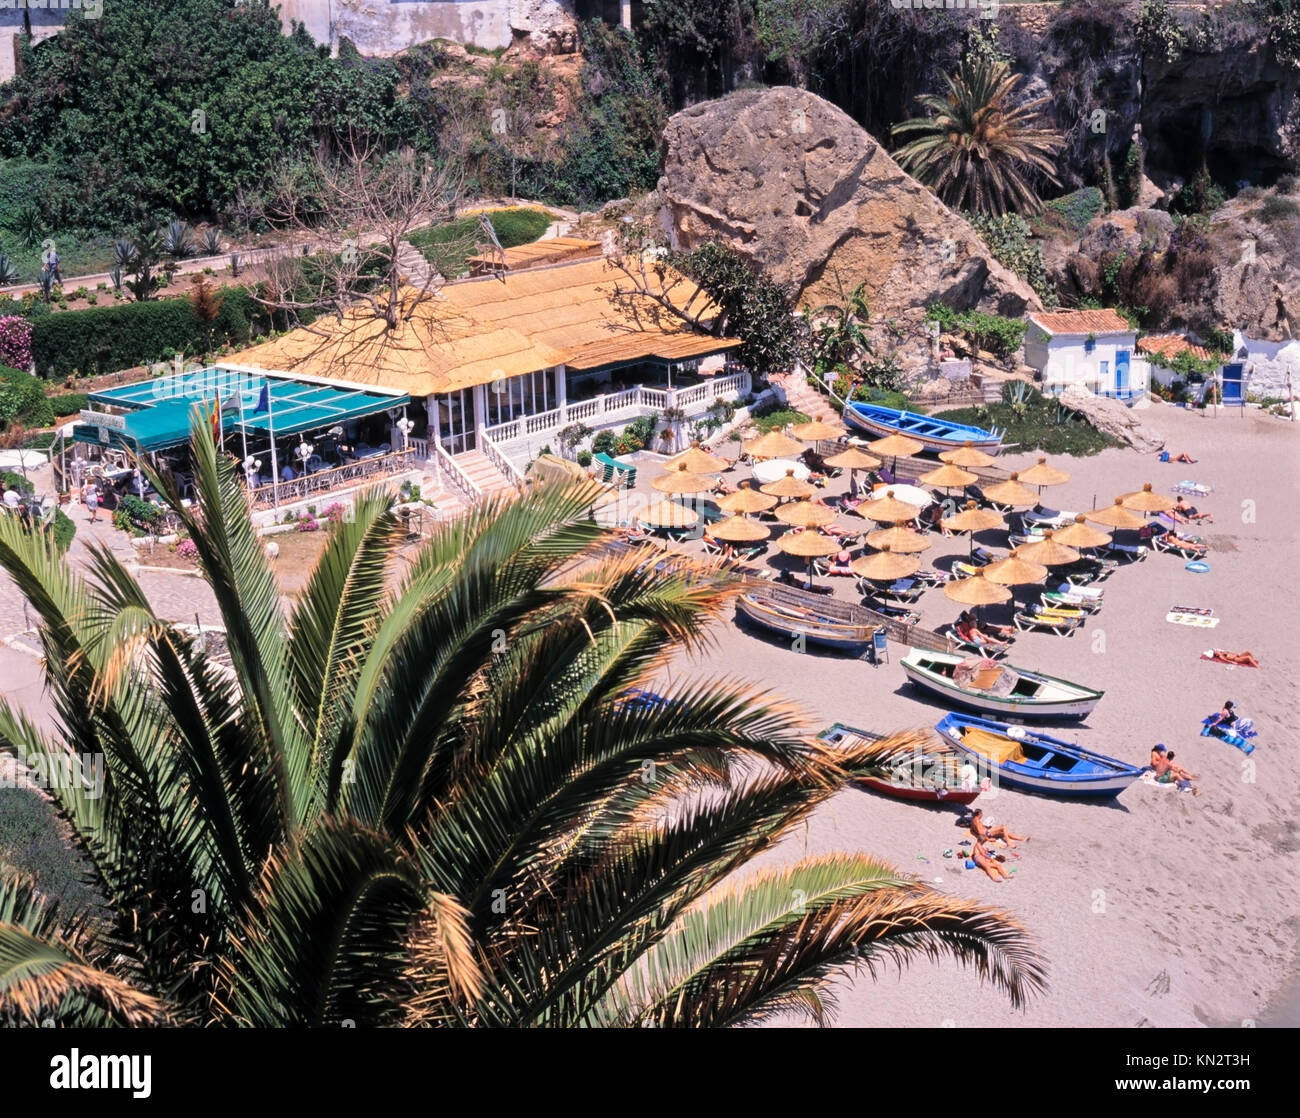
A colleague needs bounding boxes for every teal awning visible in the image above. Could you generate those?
[79,370,410,452]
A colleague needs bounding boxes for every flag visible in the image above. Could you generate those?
[219,391,241,414]
[209,399,221,443]
[253,382,270,414]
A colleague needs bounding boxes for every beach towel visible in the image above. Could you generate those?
[1166,611,1219,627]
[1172,480,1213,497]
[1140,771,1182,792]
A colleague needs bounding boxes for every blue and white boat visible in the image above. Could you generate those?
[934,712,1141,798]
[843,403,1003,455]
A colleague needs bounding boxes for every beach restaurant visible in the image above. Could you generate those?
[234,252,749,499]
[70,364,414,509]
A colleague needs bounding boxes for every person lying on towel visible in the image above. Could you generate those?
[1202,650,1260,668]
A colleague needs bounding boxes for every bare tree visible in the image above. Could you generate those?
[249,137,472,338]
[604,222,722,335]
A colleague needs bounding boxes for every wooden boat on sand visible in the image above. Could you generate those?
[843,403,1003,455]
[818,723,980,804]
[901,649,1103,720]
[935,712,1141,799]
[735,583,899,655]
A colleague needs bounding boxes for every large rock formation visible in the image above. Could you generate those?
[656,88,1041,343]
[1060,386,1165,453]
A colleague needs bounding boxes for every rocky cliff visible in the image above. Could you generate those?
[656,87,1041,348]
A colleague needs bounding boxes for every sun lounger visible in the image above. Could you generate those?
[1102,540,1147,563]
[1152,533,1207,559]
[1059,556,1118,583]
[1014,604,1083,636]
[1056,578,1103,601]
[914,568,950,587]
[952,560,983,579]
[867,600,922,625]
[935,622,1011,658]
[860,577,925,604]
[971,545,1007,566]
[1041,590,1102,613]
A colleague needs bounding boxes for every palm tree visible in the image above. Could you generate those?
[0,421,1045,1026]
[891,58,1064,217]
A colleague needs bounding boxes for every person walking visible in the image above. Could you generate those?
[84,482,101,523]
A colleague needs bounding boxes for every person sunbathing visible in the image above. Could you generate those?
[1159,526,1206,552]
[1173,496,1213,523]
[712,476,736,496]
[1163,451,1197,463]
[1153,749,1201,795]
[1202,649,1261,668]
[971,836,1013,882]
[826,549,855,577]
[955,611,1009,651]
[969,807,1028,850]
[1207,699,1238,729]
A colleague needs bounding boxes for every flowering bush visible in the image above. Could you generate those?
[176,539,199,560]
[296,514,320,533]
[0,317,34,371]
[322,502,346,524]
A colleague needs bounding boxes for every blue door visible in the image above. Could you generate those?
[1115,350,1130,396]
[1222,363,1244,405]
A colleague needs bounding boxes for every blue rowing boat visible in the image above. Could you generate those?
[934,712,1141,798]
[843,403,1003,454]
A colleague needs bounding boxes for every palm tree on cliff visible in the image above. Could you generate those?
[0,420,1045,1027]
[892,57,1064,217]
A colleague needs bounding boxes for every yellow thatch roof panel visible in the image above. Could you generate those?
[467,237,603,272]
[235,257,736,395]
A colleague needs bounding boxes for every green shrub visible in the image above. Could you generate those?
[576,449,593,467]
[937,395,1122,457]
[750,405,810,434]
[29,288,257,379]
[1039,187,1105,235]
[2,469,34,493]
[0,365,54,428]
[967,212,1056,307]
[925,305,1027,360]
[49,392,88,417]
[1258,195,1300,223]
[591,430,616,456]
[408,208,551,275]
[49,507,75,552]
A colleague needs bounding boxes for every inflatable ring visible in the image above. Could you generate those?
[1185,561,1210,573]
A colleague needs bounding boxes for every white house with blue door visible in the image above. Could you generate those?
[1228,330,1298,408]
[1136,335,1231,404]
[1023,310,1149,403]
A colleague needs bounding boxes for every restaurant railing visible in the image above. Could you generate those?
[247,449,415,508]
[482,374,753,447]
[431,439,483,505]
[479,429,527,487]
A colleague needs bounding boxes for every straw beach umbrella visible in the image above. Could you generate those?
[1013,531,1081,568]
[1018,456,1071,492]
[638,501,699,529]
[652,465,716,495]
[1121,482,1175,514]
[776,500,837,528]
[777,528,842,585]
[718,487,777,515]
[939,441,997,470]
[760,471,816,502]
[983,555,1049,587]
[943,501,1006,559]
[982,473,1039,508]
[744,430,805,460]
[866,433,924,460]
[920,463,978,491]
[669,444,730,474]
[859,490,922,524]
[1053,515,1111,550]
[852,546,921,582]
[866,526,932,554]
[944,571,1012,608]
[710,515,769,542]
[791,416,843,442]
[1086,498,1146,531]
[823,446,881,471]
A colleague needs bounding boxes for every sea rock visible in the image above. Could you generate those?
[656,87,1041,338]
[1059,386,1166,453]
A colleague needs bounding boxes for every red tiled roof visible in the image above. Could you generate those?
[1028,310,1135,336]
[1137,334,1214,362]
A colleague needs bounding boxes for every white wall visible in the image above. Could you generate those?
[1234,331,1300,401]
[1030,333,1147,396]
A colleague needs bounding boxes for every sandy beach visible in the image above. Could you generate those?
[647,400,1300,1028]
[1,397,1295,1029]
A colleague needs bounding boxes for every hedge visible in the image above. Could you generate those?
[50,392,88,417]
[29,288,263,379]
[0,365,54,429]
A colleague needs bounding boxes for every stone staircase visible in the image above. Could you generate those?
[395,241,436,288]
[773,370,842,425]
[453,449,517,499]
